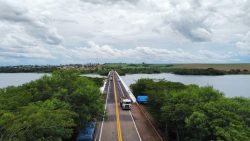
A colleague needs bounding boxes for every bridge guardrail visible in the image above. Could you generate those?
[115,71,136,103]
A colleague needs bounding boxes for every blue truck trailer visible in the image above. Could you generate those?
[137,96,148,104]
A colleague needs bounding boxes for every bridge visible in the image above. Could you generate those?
[95,71,163,141]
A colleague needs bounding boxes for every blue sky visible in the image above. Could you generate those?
[0,0,250,66]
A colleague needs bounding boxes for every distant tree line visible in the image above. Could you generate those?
[0,70,104,141]
[0,64,101,73]
[1,64,249,75]
[171,68,250,75]
[0,66,59,73]
[96,64,174,76]
[130,79,250,141]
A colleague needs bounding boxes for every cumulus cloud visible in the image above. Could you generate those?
[0,1,29,22]
[242,0,250,25]
[46,41,233,64]
[0,32,54,59]
[236,32,250,55]
[0,0,63,45]
[0,0,249,65]
[81,0,139,5]
[166,0,212,42]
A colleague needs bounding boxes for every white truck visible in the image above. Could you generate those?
[120,96,132,110]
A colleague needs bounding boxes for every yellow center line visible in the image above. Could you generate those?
[113,73,123,141]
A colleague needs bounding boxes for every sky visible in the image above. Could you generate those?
[0,0,250,65]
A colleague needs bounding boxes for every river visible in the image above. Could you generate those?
[0,73,249,97]
[0,73,46,88]
[120,73,250,98]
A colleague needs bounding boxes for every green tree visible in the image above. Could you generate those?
[0,70,104,140]
[1,99,76,141]
[130,79,250,141]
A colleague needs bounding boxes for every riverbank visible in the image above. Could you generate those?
[1,63,250,75]
[170,64,250,75]
[1,73,250,97]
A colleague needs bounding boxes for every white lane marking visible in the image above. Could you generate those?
[129,111,142,141]
[117,75,142,141]
[98,78,110,141]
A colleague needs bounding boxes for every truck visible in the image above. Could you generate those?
[120,96,132,110]
[137,95,148,104]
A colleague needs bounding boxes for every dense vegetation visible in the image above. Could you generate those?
[1,63,250,75]
[171,68,250,75]
[0,70,104,141]
[97,63,174,75]
[171,68,226,75]
[130,79,250,141]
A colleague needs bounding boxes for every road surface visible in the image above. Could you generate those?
[96,71,162,141]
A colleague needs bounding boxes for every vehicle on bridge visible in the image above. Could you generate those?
[137,95,148,104]
[120,96,132,110]
[76,122,96,141]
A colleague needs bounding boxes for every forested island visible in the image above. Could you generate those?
[130,79,250,141]
[0,70,104,140]
[1,63,250,75]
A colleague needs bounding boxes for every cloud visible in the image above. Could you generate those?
[166,0,212,42]
[0,33,54,59]
[236,31,250,55]
[169,18,212,42]
[0,0,63,45]
[242,0,250,25]
[0,0,249,65]
[0,1,29,22]
[81,0,139,5]
[46,41,233,64]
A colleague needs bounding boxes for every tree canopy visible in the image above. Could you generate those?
[130,79,250,141]
[0,70,104,141]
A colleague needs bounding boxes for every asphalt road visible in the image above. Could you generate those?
[97,71,141,141]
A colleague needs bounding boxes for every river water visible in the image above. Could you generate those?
[0,73,249,97]
[0,73,46,88]
[120,73,250,98]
